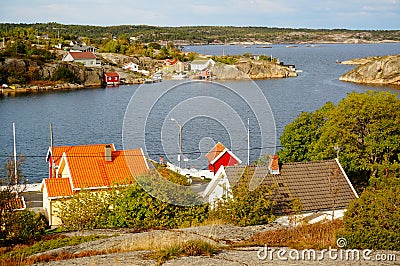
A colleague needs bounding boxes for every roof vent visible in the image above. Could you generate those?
[268,155,280,175]
[105,144,112,162]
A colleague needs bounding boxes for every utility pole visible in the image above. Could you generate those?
[171,118,183,168]
[247,118,250,165]
[12,123,17,186]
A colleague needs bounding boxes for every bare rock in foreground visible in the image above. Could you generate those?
[339,55,400,85]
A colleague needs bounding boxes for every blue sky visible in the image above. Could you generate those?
[1,0,399,29]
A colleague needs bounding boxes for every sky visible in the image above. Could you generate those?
[1,0,399,30]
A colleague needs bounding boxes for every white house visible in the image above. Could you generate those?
[62,52,100,67]
[190,58,215,72]
[122,62,139,72]
[202,157,359,224]
[70,45,98,53]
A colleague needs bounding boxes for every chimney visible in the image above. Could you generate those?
[268,155,280,175]
[105,144,112,162]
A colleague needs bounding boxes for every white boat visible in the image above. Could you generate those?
[172,73,188,80]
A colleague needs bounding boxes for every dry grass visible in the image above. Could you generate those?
[237,220,344,250]
[148,239,215,265]
[0,234,110,266]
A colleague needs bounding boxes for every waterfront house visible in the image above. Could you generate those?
[42,144,149,227]
[163,59,185,73]
[190,58,215,72]
[104,72,120,86]
[62,52,100,67]
[122,62,139,72]
[202,156,359,224]
[206,142,242,175]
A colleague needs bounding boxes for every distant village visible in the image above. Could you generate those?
[60,41,216,86]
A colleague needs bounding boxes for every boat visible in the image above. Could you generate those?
[144,72,163,84]
[286,45,298,48]
[172,73,188,80]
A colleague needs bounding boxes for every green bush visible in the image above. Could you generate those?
[338,164,400,250]
[209,167,275,226]
[56,189,111,231]
[0,211,47,246]
[57,177,209,231]
[105,181,209,229]
[51,66,80,83]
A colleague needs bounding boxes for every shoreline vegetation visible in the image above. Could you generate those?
[1,23,399,45]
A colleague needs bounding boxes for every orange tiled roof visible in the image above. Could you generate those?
[51,144,115,165]
[205,142,227,162]
[45,178,73,197]
[44,144,149,198]
[69,51,97,59]
[65,148,149,189]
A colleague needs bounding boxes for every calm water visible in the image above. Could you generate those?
[1,43,399,183]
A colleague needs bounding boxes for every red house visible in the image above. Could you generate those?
[104,72,120,86]
[206,142,242,174]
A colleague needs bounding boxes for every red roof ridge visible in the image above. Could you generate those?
[105,72,119,77]
[69,51,96,59]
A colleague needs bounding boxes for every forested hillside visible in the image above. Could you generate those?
[1,23,399,44]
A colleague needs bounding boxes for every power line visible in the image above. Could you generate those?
[0,145,284,159]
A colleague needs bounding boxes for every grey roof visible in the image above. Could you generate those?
[224,159,358,215]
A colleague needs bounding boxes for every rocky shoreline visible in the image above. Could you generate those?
[0,54,297,96]
[339,54,400,86]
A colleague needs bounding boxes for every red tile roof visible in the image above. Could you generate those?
[105,72,119,77]
[44,144,149,198]
[50,144,115,165]
[69,52,97,59]
[164,59,179,66]
[44,178,73,198]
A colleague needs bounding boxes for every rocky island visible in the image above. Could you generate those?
[211,59,297,80]
[339,54,400,86]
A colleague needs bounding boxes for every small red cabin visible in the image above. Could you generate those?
[104,72,120,86]
[206,142,242,174]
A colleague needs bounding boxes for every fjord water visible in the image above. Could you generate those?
[1,43,399,183]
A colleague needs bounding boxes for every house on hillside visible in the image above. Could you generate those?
[202,156,358,224]
[70,44,98,53]
[104,72,120,86]
[163,59,185,72]
[42,143,149,227]
[206,142,242,175]
[62,52,100,67]
[122,62,139,72]
[190,58,215,72]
